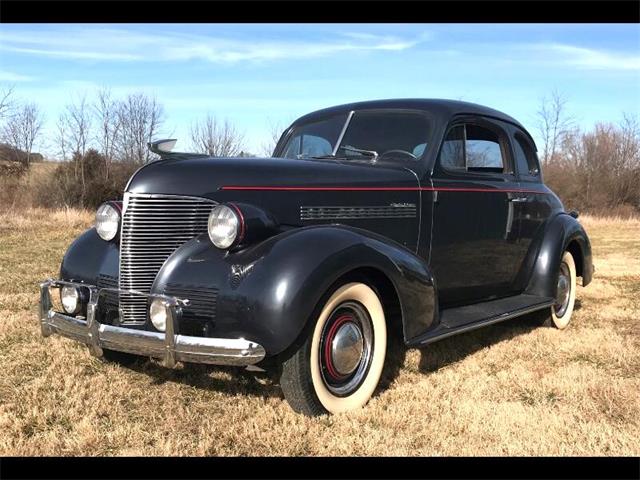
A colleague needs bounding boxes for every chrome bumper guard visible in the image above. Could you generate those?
[39,279,266,367]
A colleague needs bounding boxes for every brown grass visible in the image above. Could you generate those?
[0,162,58,210]
[0,210,638,456]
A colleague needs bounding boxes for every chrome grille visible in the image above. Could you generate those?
[119,193,216,324]
[97,274,119,311]
[163,283,218,336]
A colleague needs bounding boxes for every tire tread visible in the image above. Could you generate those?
[280,341,326,416]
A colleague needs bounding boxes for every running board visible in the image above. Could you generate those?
[407,294,554,347]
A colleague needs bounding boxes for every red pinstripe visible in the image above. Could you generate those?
[220,186,545,194]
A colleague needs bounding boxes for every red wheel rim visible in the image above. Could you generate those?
[319,301,373,397]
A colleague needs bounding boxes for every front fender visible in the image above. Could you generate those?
[525,213,594,299]
[153,225,436,356]
[60,228,119,283]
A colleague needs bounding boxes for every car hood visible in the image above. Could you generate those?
[126,155,418,197]
[125,155,420,228]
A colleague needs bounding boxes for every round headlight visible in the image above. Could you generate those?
[96,202,120,241]
[60,286,80,315]
[149,298,167,332]
[208,204,242,249]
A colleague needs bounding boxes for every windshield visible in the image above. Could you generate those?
[280,113,347,159]
[278,110,431,162]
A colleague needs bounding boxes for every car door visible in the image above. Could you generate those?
[429,116,529,307]
[508,125,552,290]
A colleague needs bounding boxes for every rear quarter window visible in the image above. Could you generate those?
[513,132,540,178]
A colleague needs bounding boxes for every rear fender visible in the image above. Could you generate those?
[525,213,594,298]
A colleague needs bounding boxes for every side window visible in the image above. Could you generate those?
[513,133,540,177]
[465,125,505,172]
[439,125,465,170]
[438,122,509,174]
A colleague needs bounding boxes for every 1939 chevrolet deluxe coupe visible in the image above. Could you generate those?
[39,99,593,415]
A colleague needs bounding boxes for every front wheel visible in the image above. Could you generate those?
[279,282,387,416]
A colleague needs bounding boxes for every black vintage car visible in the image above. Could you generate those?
[40,99,593,415]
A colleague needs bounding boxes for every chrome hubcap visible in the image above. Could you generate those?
[554,262,571,317]
[320,301,373,397]
[331,322,364,376]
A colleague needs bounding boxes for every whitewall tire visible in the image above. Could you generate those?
[280,282,387,415]
[536,250,577,329]
[550,251,577,329]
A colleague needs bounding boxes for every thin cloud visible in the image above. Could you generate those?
[7,46,140,62]
[529,43,640,71]
[0,27,427,64]
[0,70,34,82]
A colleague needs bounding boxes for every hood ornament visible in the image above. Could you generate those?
[148,139,177,157]
[147,139,214,161]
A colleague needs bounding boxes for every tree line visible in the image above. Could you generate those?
[0,84,638,215]
[0,85,273,208]
[0,85,263,168]
[535,90,639,216]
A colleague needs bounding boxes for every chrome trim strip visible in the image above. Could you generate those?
[39,279,265,367]
[402,166,422,257]
[300,205,417,220]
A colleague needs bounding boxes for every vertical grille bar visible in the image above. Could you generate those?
[119,193,216,324]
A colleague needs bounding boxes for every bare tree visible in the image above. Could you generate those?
[55,112,69,161]
[63,94,93,158]
[189,114,245,157]
[2,102,44,166]
[549,113,640,212]
[58,94,93,203]
[116,93,164,164]
[94,88,121,178]
[536,89,574,166]
[608,114,640,208]
[259,118,288,157]
[0,85,15,120]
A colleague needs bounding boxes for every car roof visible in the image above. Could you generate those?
[292,98,530,136]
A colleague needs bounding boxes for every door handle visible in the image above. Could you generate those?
[508,196,528,203]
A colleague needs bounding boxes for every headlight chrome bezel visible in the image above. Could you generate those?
[207,203,245,250]
[60,285,83,315]
[95,201,121,242]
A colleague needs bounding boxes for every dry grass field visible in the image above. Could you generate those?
[0,208,638,456]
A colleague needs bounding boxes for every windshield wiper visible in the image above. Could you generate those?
[310,154,347,160]
[338,145,379,162]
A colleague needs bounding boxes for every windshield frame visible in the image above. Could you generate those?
[331,110,355,156]
[274,108,435,165]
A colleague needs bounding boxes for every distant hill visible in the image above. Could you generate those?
[0,143,44,164]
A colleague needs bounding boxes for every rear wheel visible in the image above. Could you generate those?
[280,282,387,416]
[536,251,577,329]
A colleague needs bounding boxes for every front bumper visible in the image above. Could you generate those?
[39,279,266,367]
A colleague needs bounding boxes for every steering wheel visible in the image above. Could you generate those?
[379,149,417,161]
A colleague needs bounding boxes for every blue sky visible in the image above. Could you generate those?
[1,24,639,156]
